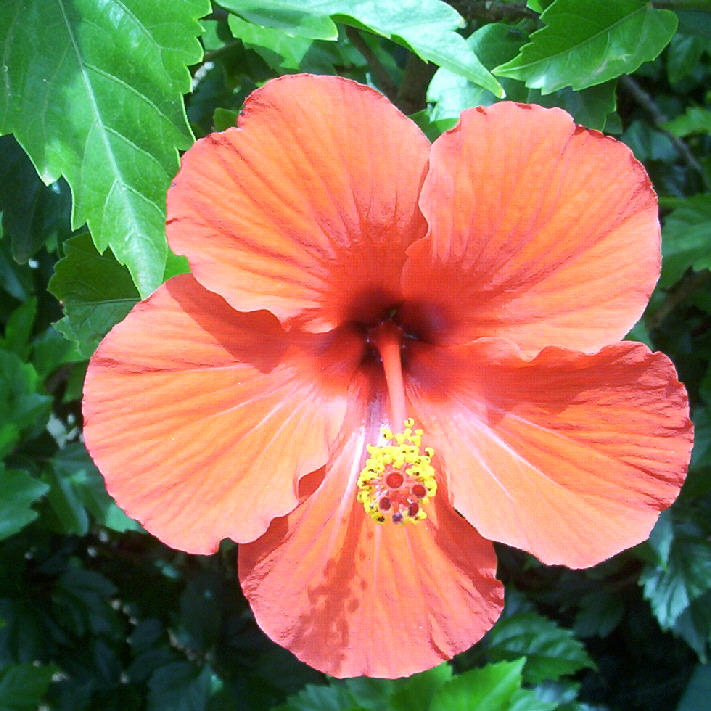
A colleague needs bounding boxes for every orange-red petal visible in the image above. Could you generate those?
[83,274,362,554]
[407,339,692,568]
[167,74,430,331]
[239,371,504,678]
[402,102,660,355]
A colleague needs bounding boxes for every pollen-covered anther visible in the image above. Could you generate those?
[357,418,437,524]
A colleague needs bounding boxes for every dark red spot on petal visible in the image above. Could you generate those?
[379,497,391,511]
[408,502,419,517]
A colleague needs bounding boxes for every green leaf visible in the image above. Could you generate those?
[0,663,55,711]
[0,239,33,302]
[52,568,120,637]
[0,464,49,540]
[673,590,711,661]
[147,662,213,711]
[277,682,358,711]
[0,0,210,296]
[430,659,529,711]
[677,663,711,711]
[527,80,617,131]
[48,234,139,358]
[574,591,624,639]
[221,0,503,96]
[428,24,525,119]
[494,0,678,94]
[483,612,593,683]
[623,120,677,163]
[664,108,711,137]
[0,349,52,457]
[0,135,72,262]
[389,664,453,711]
[217,0,338,40]
[659,194,711,288]
[641,524,711,629]
[227,14,313,70]
[44,442,141,535]
[667,34,707,84]
[1,297,37,360]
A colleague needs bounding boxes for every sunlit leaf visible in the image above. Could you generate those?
[495,0,677,94]
[664,108,711,137]
[429,659,551,711]
[220,0,503,96]
[0,0,209,296]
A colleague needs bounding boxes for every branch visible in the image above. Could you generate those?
[345,26,398,102]
[619,75,706,182]
[647,270,711,329]
[447,0,537,22]
[396,54,437,114]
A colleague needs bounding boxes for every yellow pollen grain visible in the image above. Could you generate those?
[356,418,437,525]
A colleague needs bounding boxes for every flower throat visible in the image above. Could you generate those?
[356,322,437,524]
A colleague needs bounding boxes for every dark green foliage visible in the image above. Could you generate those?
[1,0,711,709]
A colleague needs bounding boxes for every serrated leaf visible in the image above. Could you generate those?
[147,662,213,711]
[0,135,72,262]
[0,464,49,540]
[220,0,503,95]
[227,14,313,70]
[673,590,711,661]
[430,659,527,711]
[52,568,120,638]
[217,0,338,40]
[574,591,624,639]
[390,664,453,711]
[641,525,711,628]
[45,442,141,535]
[0,349,52,457]
[659,193,711,288]
[0,663,55,711]
[664,107,711,137]
[0,0,210,296]
[48,234,139,358]
[494,0,677,94]
[483,612,593,683]
[278,682,358,711]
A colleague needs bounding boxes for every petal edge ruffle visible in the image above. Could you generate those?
[83,274,361,553]
[407,338,692,568]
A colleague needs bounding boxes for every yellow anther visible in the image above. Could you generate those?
[356,419,437,525]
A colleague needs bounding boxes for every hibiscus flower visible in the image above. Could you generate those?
[82,74,693,678]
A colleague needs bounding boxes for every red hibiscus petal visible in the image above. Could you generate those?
[407,339,692,568]
[402,102,660,355]
[167,74,430,331]
[83,274,362,553]
[239,370,504,678]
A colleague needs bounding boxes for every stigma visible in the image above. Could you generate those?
[356,418,437,524]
